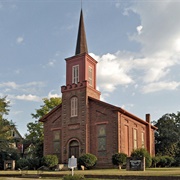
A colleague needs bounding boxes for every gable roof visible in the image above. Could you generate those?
[39,103,62,122]
[88,96,157,130]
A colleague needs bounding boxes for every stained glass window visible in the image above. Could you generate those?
[97,125,106,156]
[53,131,60,154]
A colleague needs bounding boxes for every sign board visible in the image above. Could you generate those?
[130,160,141,170]
[126,157,145,171]
[68,155,77,168]
[68,156,77,176]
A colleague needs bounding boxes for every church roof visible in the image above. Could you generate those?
[88,97,157,130]
[75,9,88,55]
[39,103,62,122]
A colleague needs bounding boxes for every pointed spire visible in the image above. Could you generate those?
[75,9,88,55]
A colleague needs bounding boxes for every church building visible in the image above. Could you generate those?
[40,10,156,168]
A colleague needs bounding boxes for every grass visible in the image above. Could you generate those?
[0,167,179,179]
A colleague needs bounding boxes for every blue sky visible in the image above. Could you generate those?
[0,0,180,136]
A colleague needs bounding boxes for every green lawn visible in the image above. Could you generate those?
[0,168,179,179]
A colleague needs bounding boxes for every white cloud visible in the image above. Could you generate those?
[15,94,41,102]
[122,103,134,110]
[16,36,24,44]
[0,81,46,95]
[115,0,121,8]
[136,25,143,35]
[48,59,56,67]
[0,82,19,89]
[142,81,180,94]
[92,1,180,95]
[47,91,61,98]
[131,1,180,55]
[91,53,134,93]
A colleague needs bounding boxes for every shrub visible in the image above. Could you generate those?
[42,155,58,169]
[152,156,160,167]
[63,174,85,180]
[78,153,97,170]
[27,158,41,170]
[112,153,127,169]
[16,158,30,169]
[173,157,180,167]
[131,148,152,168]
[158,156,167,167]
[164,156,174,167]
[156,156,174,167]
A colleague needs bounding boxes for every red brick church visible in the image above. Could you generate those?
[40,9,156,167]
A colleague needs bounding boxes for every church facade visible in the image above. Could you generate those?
[40,10,156,168]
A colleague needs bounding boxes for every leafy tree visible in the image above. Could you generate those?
[16,158,30,169]
[0,96,18,169]
[78,153,97,170]
[0,96,10,117]
[42,155,58,169]
[112,153,127,169]
[131,148,152,168]
[152,156,160,168]
[31,97,62,119]
[24,97,62,158]
[155,112,180,158]
[0,96,11,146]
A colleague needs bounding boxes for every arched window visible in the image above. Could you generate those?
[71,97,78,117]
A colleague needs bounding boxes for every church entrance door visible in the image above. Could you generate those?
[69,140,79,158]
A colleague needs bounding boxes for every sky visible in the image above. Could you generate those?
[0,0,180,136]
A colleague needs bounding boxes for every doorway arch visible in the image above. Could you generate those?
[69,140,79,158]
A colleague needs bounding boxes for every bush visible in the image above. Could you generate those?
[78,153,97,170]
[27,158,41,170]
[112,153,127,169]
[63,174,85,180]
[42,155,58,169]
[157,156,167,167]
[131,148,152,168]
[16,158,30,169]
[152,156,160,167]
[156,156,174,167]
[164,156,174,167]
[173,157,180,167]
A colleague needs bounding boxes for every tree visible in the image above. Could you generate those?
[78,153,97,170]
[0,96,13,149]
[154,112,180,158]
[24,97,62,158]
[131,148,152,168]
[31,97,62,119]
[0,96,18,169]
[112,153,127,169]
[42,155,58,169]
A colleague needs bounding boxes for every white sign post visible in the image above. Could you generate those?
[68,155,77,176]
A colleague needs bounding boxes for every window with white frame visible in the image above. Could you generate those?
[71,97,78,117]
[72,65,79,84]
[141,132,145,148]
[88,66,92,86]
[133,129,137,149]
